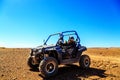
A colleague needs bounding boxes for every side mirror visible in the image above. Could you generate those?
[43,39,46,45]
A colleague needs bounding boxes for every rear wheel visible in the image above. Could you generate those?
[39,57,58,78]
[79,55,90,69]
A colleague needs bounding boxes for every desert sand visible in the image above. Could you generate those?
[0,48,120,80]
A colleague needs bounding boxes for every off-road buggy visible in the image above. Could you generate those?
[27,30,90,77]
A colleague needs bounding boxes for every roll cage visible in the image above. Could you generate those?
[43,30,80,45]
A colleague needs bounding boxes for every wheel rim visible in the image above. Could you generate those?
[84,57,89,67]
[45,62,55,74]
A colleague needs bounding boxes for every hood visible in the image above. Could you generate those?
[35,44,56,50]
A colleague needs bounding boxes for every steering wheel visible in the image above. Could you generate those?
[56,39,62,46]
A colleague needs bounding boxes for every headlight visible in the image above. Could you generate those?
[38,49,42,52]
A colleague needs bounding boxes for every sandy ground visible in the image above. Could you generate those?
[0,48,120,80]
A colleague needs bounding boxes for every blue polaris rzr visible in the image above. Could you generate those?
[27,30,90,77]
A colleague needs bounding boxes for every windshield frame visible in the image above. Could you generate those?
[43,33,61,45]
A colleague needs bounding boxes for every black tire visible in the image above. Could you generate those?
[39,57,58,78]
[27,57,38,69]
[79,55,90,69]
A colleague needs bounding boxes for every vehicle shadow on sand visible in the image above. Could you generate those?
[40,64,107,80]
[29,68,39,72]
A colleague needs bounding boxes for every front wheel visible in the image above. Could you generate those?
[79,55,90,69]
[27,57,38,69]
[39,57,58,78]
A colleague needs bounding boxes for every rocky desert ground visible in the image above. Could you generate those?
[0,47,120,80]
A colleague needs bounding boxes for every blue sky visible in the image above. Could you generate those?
[0,0,120,48]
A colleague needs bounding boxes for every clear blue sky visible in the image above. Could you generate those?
[0,0,120,48]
